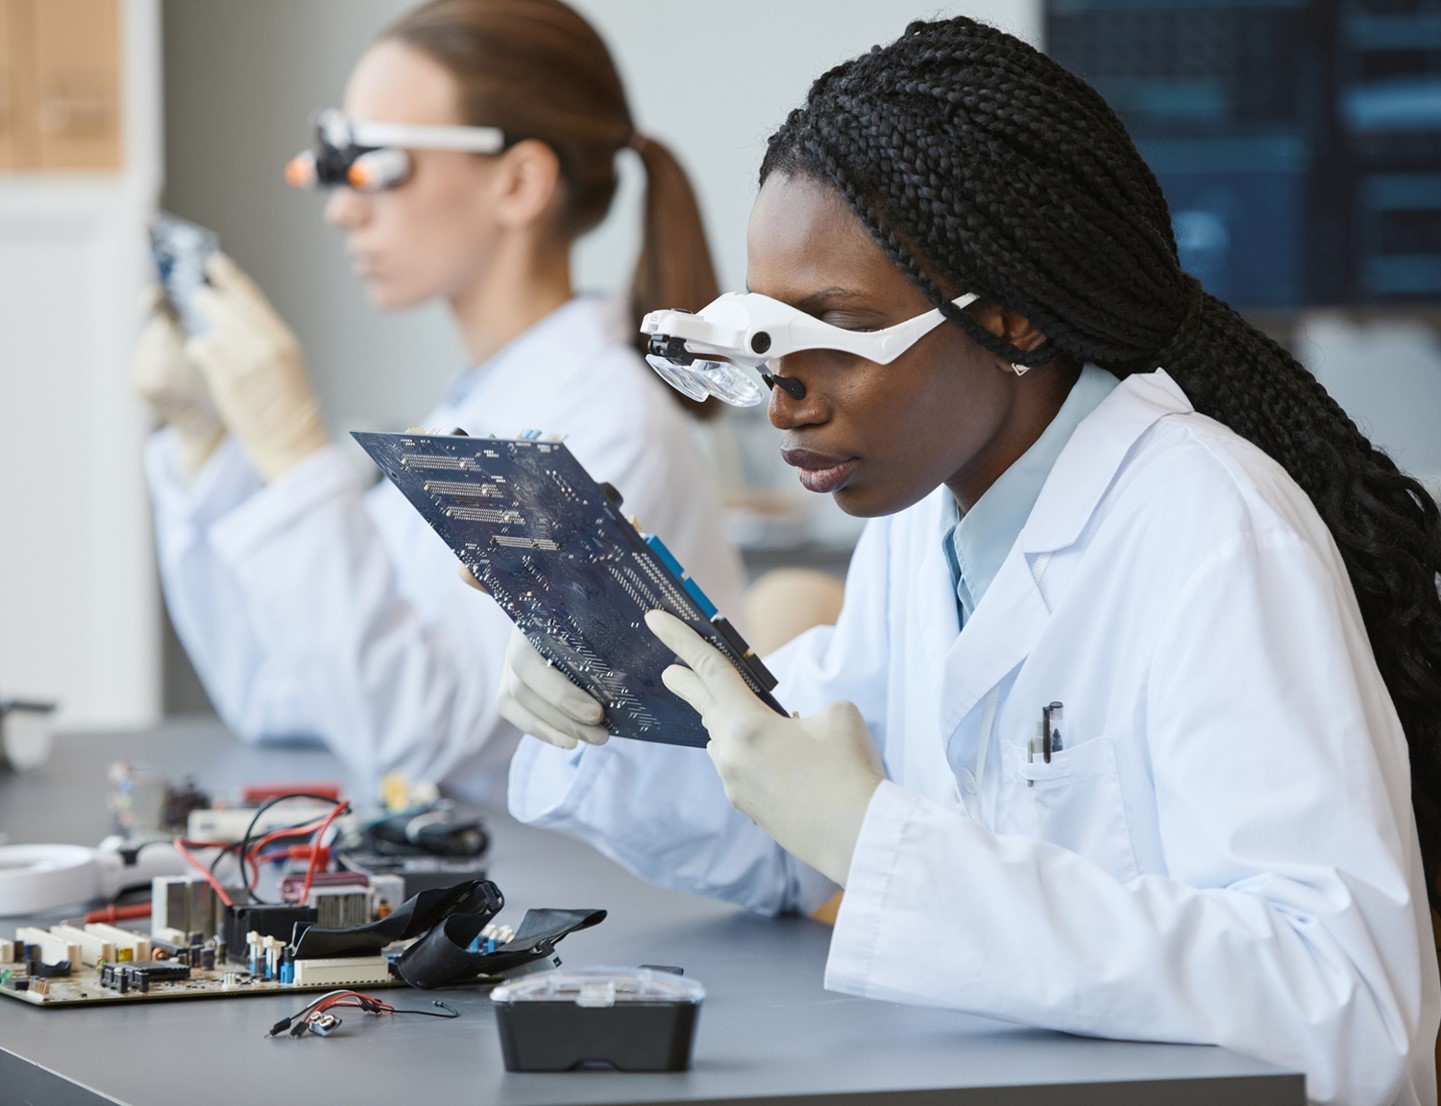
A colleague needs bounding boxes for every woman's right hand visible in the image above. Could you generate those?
[187,254,329,483]
[129,288,225,480]
[458,564,610,749]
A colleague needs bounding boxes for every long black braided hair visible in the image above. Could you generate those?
[761,16,1441,908]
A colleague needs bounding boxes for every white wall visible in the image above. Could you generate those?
[0,0,163,731]
[568,0,1041,307]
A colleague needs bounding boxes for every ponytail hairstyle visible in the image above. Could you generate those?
[761,16,1441,906]
[385,0,721,418]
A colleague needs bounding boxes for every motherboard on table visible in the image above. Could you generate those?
[0,870,548,1009]
[353,431,784,747]
[0,870,410,1007]
[0,780,542,1009]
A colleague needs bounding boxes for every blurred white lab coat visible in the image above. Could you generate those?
[146,295,747,801]
[511,369,1440,1106]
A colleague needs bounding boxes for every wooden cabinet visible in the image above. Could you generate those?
[0,0,31,168]
[0,0,120,171]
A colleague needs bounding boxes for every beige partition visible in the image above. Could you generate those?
[0,0,38,169]
[0,0,120,173]
[32,0,121,170]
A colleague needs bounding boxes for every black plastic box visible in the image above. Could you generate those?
[491,967,704,1072]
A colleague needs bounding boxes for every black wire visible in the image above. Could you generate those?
[390,1001,460,1019]
[325,999,460,1019]
[129,839,177,856]
[285,995,461,1021]
[207,813,331,879]
[228,793,347,905]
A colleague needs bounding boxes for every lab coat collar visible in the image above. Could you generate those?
[936,369,1191,736]
[439,294,627,413]
[1020,368,1192,556]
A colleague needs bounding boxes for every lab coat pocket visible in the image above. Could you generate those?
[998,736,1139,882]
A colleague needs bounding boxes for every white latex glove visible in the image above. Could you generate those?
[129,288,225,480]
[646,609,884,887]
[186,254,328,482]
[496,629,612,749]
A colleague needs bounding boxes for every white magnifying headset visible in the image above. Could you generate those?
[640,290,980,407]
[285,108,507,193]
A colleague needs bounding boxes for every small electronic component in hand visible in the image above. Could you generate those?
[148,212,219,337]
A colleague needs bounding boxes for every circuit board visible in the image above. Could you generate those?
[0,954,406,1008]
[352,432,783,747]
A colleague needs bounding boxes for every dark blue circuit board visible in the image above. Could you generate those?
[352,431,783,748]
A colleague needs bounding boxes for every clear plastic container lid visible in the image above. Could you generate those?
[491,966,705,1007]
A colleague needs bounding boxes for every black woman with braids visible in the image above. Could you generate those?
[494,16,1441,1104]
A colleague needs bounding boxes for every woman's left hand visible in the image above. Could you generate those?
[645,609,884,886]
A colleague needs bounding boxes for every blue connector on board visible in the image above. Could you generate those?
[644,533,686,578]
[644,534,719,618]
[681,576,718,619]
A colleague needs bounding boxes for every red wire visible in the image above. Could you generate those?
[314,995,394,1016]
[243,815,338,890]
[247,817,331,857]
[297,801,349,905]
[172,801,349,905]
[173,839,235,907]
[84,902,152,924]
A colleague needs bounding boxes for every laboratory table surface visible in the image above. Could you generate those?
[0,719,1305,1105]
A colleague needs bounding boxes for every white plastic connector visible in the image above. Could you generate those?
[49,925,115,966]
[15,927,79,966]
[185,805,346,844]
[83,924,150,962]
[290,955,393,986]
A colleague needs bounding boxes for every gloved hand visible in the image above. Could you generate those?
[129,289,225,480]
[496,629,612,749]
[186,254,329,482]
[457,566,613,749]
[646,609,884,886]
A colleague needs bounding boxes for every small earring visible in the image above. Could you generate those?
[1011,362,1031,377]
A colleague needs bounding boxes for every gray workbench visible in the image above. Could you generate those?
[0,720,1304,1105]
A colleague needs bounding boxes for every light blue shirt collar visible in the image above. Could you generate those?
[942,363,1119,622]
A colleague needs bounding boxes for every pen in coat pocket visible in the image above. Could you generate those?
[1044,701,1063,761]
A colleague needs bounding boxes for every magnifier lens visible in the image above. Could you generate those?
[691,359,765,407]
[348,148,411,192]
[644,353,711,402]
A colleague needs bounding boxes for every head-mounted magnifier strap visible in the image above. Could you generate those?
[345,119,506,154]
[639,290,980,407]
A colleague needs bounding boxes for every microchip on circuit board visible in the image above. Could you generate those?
[352,431,785,748]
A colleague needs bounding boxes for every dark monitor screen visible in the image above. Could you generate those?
[1045,0,1441,309]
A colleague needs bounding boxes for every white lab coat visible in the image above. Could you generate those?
[511,369,1440,1106]
[147,295,747,801]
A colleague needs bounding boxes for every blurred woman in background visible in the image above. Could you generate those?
[130,0,746,799]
